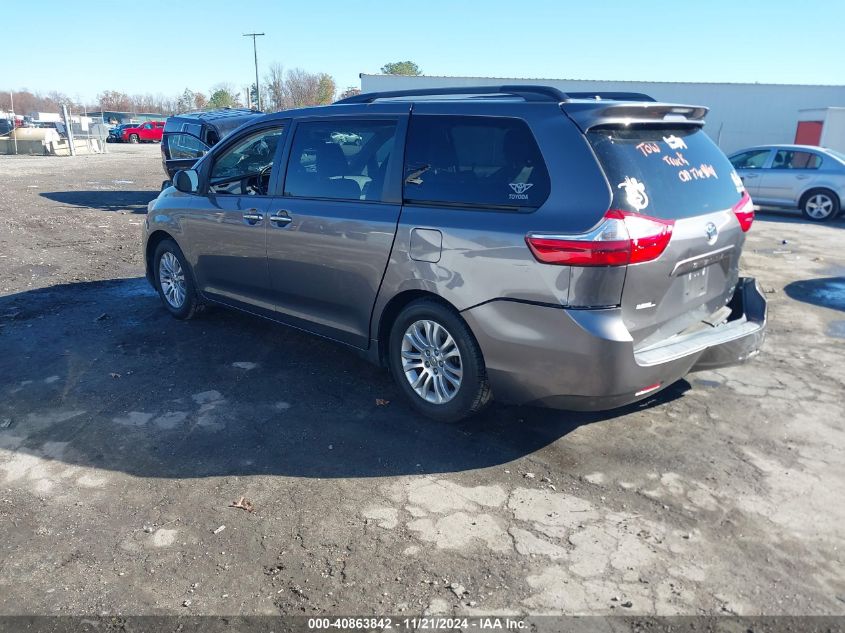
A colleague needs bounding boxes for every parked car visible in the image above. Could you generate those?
[120,120,164,144]
[729,144,845,221]
[142,85,766,422]
[107,122,137,143]
[161,108,263,186]
[0,119,12,136]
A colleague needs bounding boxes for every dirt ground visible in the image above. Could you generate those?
[0,144,843,620]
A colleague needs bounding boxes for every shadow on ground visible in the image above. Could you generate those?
[0,278,688,480]
[755,208,845,229]
[784,276,845,312]
[39,190,156,213]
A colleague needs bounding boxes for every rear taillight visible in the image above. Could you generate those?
[526,210,674,267]
[733,191,754,232]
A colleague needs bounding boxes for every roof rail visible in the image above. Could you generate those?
[565,91,656,102]
[334,85,570,104]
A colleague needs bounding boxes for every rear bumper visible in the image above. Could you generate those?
[461,277,767,411]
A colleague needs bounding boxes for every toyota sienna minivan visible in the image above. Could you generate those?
[142,85,766,422]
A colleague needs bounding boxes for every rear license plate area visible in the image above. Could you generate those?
[683,267,708,301]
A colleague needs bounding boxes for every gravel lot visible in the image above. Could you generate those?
[0,144,843,620]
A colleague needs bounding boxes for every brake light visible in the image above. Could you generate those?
[526,210,674,266]
[733,191,754,232]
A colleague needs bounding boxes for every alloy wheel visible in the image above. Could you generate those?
[805,194,834,220]
[158,251,186,308]
[401,319,463,404]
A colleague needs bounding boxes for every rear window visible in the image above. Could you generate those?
[587,127,743,220]
[771,150,821,169]
[166,133,209,160]
[403,115,550,210]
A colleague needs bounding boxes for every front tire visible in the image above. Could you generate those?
[153,239,199,320]
[128,134,139,144]
[388,299,491,423]
[801,189,840,221]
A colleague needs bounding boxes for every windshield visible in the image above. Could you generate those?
[587,126,744,220]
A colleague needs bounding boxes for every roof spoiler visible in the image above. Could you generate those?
[334,85,657,104]
[562,101,709,131]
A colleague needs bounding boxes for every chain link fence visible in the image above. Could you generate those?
[0,111,109,156]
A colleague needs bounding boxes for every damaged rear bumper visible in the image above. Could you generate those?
[461,277,767,411]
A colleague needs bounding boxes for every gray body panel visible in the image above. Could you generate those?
[143,95,767,412]
[266,197,401,347]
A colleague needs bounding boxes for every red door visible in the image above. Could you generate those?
[795,121,823,146]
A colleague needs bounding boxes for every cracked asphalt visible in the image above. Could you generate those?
[0,145,843,618]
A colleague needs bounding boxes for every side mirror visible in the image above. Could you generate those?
[174,169,199,194]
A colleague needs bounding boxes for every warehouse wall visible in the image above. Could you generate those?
[360,75,845,155]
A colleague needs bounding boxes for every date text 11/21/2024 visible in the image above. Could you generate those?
[307,617,528,630]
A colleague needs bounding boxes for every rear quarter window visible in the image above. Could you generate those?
[588,127,743,220]
[403,115,550,210]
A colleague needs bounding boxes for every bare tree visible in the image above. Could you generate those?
[7,90,47,115]
[265,63,287,111]
[45,91,73,110]
[176,89,196,113]
[193,92,208,110]
[97,90,132,111]
[284,68,321,108]
[339,86,361,100]
[132,93,172,114]
[280,69,338,108]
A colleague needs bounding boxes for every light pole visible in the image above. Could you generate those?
[243,32,265,110]
[10,91,17,155]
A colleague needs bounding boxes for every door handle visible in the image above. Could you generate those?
[743,173,759,179]
[269,210,293,227]
[242,210,263,224]
[796,175,809,180]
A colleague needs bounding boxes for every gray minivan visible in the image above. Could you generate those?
[142,85,766,422]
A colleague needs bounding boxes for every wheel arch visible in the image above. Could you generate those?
[799,186,840,209]
[145,230,179,283]
[375,289,460,367]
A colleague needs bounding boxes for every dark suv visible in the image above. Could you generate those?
[161,108,263,186]
[142,85,766,422]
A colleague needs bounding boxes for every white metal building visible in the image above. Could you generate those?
[360,74,845,155]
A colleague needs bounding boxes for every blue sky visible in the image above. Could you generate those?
[2,0,843,101]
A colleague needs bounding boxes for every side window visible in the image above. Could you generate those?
[143,123,152,130]
[730,150,770,170]
[772,150,822,170]
[283,120,397,202]
[403,115,550,209]
[167,133,210,160]
[209,126,286,196]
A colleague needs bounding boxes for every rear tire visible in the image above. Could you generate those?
[153,239,199,320]
[128,134,139,144]
[388,299,491,423]
[800,189,839,221]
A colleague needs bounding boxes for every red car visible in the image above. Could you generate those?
[121,121,164,143]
